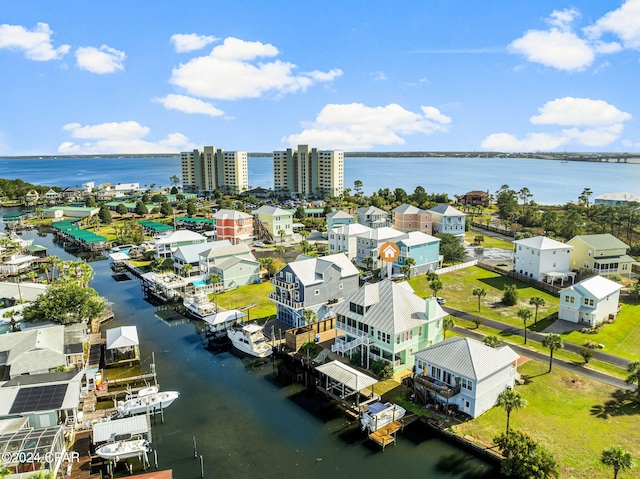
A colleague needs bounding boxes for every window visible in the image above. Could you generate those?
[315,289,319,295]
[431,366,441,380]
[566,295,575,304]
[622,264,628,271]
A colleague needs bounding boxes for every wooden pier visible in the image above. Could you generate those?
[368,421,402,450]
[68,430,92,479]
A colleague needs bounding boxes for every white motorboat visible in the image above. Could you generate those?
[95,438,150,462]
[227,323,273,358]
[117,388,180,416]
[360,402,406,433]
[183,291,217,321]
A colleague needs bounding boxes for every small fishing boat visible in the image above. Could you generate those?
[360,402,406,433]
[95,437,150,462]
[117,388,180,416]
[227,323,272,358]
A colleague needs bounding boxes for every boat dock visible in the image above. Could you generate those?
[368,421,402,450]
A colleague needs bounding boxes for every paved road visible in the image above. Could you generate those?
[444,307,633,369]
[450,324,634,391]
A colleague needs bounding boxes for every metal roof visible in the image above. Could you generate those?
[513,235,571,250]
[562,275,622,299]
[414,337,519,381]
[106,326,139,349]
[316,360,377,391]
[92,415,150,443]
[569,233,628,250]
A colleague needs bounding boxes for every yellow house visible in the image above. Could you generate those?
[567,233,633,277]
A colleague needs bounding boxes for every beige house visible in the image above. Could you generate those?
[567,234,633,277]
[392,203,432,234]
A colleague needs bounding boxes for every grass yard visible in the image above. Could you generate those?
[464,231,513,250]
[452,360,640,479]
[559,301,640,361]
[410,266,559,329]
[215,281,276,321]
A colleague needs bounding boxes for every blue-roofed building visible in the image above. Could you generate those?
[326,210,355,231]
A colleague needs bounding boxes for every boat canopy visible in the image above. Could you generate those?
[92,415,150,444]
[202,310,246,327]
[316,360,378,392]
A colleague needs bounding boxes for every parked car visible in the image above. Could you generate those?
[436,297,446,305]
[360,272,374,281]
[253,241,265,247]
[390,273,405,282]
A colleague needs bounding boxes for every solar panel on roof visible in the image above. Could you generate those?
[9,384,68,414]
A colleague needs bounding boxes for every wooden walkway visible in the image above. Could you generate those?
[68,431,93,479]
[368,421,402,450]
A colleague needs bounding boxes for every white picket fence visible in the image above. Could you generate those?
[434,260,478,275]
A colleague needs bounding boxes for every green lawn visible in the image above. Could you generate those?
[410,266,559,329]
[464,231,513,250]
[559,301,640,361]
[453,360,640,479]
[215,281,276,321]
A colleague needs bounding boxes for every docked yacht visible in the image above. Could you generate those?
[183,290,217,321]
[360,402,406,433]
[95,437,150,462]
[117,386,180,416]
[227,323,273,358]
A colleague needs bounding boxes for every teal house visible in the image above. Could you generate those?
[395,231,442,276]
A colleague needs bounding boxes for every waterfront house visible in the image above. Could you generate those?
[105,326,140,367]
[455,190,490,207]
[43,206,99,219]
[326,210,355,231]
[155,230,207,259]
[212,209,253,245]
[198,243,260,289]
[594,192,640,207]
[512,236,575,284]
[332,280,446,374]
[558,275,622,327]
[61,187,78,202]
[253,205,294,243]
[0,253,40,276]
[328,223,372,260]
[44,189,61,204]
[269,253,359,327]
[392,204,432,234]
[356,206,390,229]
[395,231,442,275]
[355,227,405,269]
[428,204,466,240]
[0,326,70,379]
[173,240,232,277]
[567,234,633,277]
[413,337,520,417]
[24,190,39,205]
[0,370,83,428]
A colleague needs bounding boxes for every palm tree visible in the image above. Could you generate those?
[517,307,533,345]
[529,296,546,326]
[302,309,318,344]
[259,257,274,279]
[403,257,416,279]
[601,445,635,479]
[472,287,486,312]
[207,273,223,312]
[275,245,285,259]
[181,263,193,278]
[496,388,527,434]
[277,229,286,244]
[429,279,443,298]
[443,317,455,339]
[626,361,640,401]
[483,335,501,348]
[542,333,563,373]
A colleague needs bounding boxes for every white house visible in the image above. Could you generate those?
[328,223,372,259]
[155,230,207,258]
[414,337,520,418]
[355,226,405,269]
[512,236,574,284]
[558,275,622,327]
[428,204,466,240]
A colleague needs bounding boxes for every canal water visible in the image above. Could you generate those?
[8,226,500,479]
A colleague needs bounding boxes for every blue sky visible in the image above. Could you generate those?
[1,1,639,155]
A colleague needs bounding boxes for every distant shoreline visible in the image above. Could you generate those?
[1,152,639,164]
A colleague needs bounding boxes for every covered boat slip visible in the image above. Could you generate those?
[315,360,380,412]
[202,309,246,332]
[92,415,151,444]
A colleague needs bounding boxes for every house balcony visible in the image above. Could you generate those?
[271,278,299,291]
[336,323,374,340]
[332,333,374,354]
[269,292,304,309]
[414,374,461,399]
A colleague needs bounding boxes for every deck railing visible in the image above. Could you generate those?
[268,292,303,309]
[414,375,461,398]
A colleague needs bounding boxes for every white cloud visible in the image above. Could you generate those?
[154,94,225,117]
[509,3,638,71]
[170,36,342,100]
[508,29,594,71]
[75,45,125,74]
[371,71,387,81]
[171,33,218,52]
[530,97,632,127]
[0,22,70,61]
[481,97,631,151]
[59,121,194,154]
[283,103,451,150]
[584,0,640,50]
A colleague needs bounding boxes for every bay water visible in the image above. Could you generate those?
[1,156,638,205]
